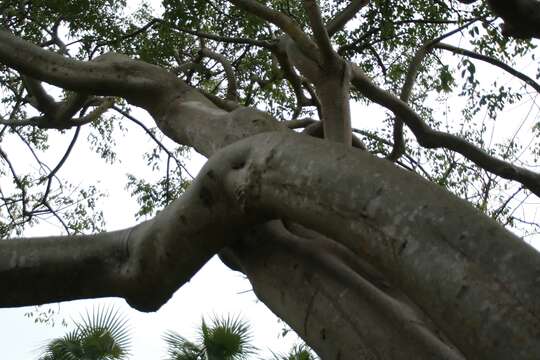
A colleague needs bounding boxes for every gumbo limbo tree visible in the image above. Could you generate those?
[0,0,540,358]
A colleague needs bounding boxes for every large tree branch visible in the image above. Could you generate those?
[0,30,184,112]
[351,65,540,197]
[2,28,539,360]
[0,147,261,311]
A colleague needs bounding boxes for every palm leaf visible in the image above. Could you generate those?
[199,314,256,360]
[162,330,202,360]
[38,306,131,360]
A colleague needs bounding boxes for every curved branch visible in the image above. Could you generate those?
[0,30,183,111]
[22,76,58,114]
[37,126,81,207]
[200,47,238,101]
[435,42,540,94]
[388,19,481,161]
[351,65,540,197]
[227,0,320,61]
[0,146,261,311]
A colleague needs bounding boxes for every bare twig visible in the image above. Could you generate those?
[112,106,194,179]
[435,43,540,94]
[169,25,272,48]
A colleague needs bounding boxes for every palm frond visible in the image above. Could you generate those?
[268,344,318,360]
[38,305,131,360]
[162,330,202,360]
[199,314,256,360]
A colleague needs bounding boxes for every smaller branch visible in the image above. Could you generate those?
[326,0,369,37]
[366,45,387,77]
[270,43,317,111]
[228,0,320,61]
[23,77,58,115]
[388,19,481,162]
[200,91,240,112]
[37,126,81,208]
[169,25,272,48]
[15,129,52,176]
[64,18,161,52]
[284,118,317,129]
[71,97,115,126]
[56,93,90,122]
[303,0,334,61]
[337,17,481,55]
[0,115,41,127]
[0,97,114,129]
[39,17,70,56]
[0,147,28,216]
[43,200,71,234]
[492,186,524,221]
[199,47,238,101]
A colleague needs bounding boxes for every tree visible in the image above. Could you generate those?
[163,315,255,360]
[38,307,131,360]
[269,344,318,360]
[0,0,539,359]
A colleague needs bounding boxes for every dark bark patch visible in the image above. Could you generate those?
[231,160,246,170]
[206,170,215,180]
[199,186,214,207]
[320,327,326,340]
[457,285,469,300]
[398,240,408,255]
[264,147,277,166]
[179,215,187,225]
